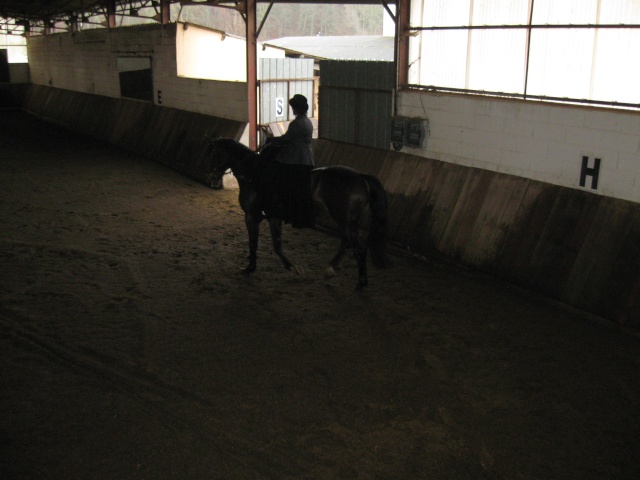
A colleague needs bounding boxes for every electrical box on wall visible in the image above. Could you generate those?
[390,117,427,150]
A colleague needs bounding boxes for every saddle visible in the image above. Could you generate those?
[247,143,314,228]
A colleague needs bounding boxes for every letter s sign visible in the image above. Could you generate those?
[275,97,284,118]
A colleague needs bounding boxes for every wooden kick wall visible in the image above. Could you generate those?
[20,85,640,328]
[21,85,246,186]
[314,139,640,329]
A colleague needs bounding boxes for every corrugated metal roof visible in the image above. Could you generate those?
[263,35,394,62]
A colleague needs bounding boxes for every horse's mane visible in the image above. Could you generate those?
[214,138,284,185]
[218,138,253,156]
[213,138,262,182]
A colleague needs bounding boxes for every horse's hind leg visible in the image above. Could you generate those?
[268,218,296,271]
[329,236,349,272]
[331,228,368,289]
[243,214,260,274]
[346,217,369,289]
[353,241,368,290]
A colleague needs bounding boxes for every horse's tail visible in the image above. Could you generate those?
[364,174,390,268]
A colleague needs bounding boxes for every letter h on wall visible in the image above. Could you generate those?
[580,156,601,190]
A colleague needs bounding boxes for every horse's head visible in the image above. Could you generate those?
[205,136,239,188]
[206,136,258,187]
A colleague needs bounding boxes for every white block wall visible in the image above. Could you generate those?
[27,24,248,122]
[397,91,640,204]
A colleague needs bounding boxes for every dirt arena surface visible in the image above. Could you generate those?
[1,112,639,480]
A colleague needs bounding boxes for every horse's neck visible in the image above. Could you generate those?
[228,143,257,177]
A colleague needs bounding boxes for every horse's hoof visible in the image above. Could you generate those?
[355,280,368,291]
[242,266,255,275]
[325,266,336,278]
[292,264,305,275]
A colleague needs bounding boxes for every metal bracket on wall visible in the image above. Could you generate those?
[390,116,427,150]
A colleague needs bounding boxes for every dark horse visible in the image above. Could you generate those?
[208,138,389,289]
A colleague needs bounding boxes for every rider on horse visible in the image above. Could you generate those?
[261,94,315,229]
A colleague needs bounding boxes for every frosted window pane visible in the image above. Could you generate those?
[471,0,529,25]
[532,0,598,24]
[597,0,640,23]
[527,29,595,99]
[411,30,468,88]
[592,29,640,104]
[419,0,471,27]
[468,29,527,93]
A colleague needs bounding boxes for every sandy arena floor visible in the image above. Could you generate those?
[1,111,639,479]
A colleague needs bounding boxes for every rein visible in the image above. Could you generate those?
[212,139,276,185]
[222,144,258,182]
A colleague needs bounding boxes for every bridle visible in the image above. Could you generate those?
[211,143,254,183]
[209,137,274,184]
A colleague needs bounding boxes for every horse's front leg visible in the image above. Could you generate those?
[244,213,261,274]
[349,226,368,290]
[267,218,296,271]
[330,236,349,269]
[353,242,368,290]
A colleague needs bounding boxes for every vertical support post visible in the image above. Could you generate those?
[397,0,410,89]
[67,12,78,34]
[160,0,170,25]
[246,0,258,150]
[107,0,116,29]
[523,0,535,99]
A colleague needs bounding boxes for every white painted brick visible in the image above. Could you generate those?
[25,24,243,121]
[487,99,515,118]
[497,165,531,179]
[437,95,470,114]
[455,111,477,130]
[422,93,452,111]
[474,113,507,132]
[600,131,640,154]
[431,123,464,143]
[469,97,494,116]
[471,144,503,167]
[426,137,451,155]
[458,127,482,146]
[617,152,640,174]
[583,109,621,130]
[502,119,533,137]
[565,126,604,150]
[616,112,640,135]
[530,157,563,181]
[514,136,541,155]
[448,141,501,168]
[506,102,535,123]
[556,162,579,186]
[532,122,566,142]
[397,104,423,118]
[445,137,473,159]
[546,140,578,163]
[532,157,568,183]
[599,169,636,200]
[501,150,535,171]
[433,109,467,129]
[530,104,554,124]
[497,135,522,154]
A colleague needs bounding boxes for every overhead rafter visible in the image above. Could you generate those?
[0,0,388,23]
